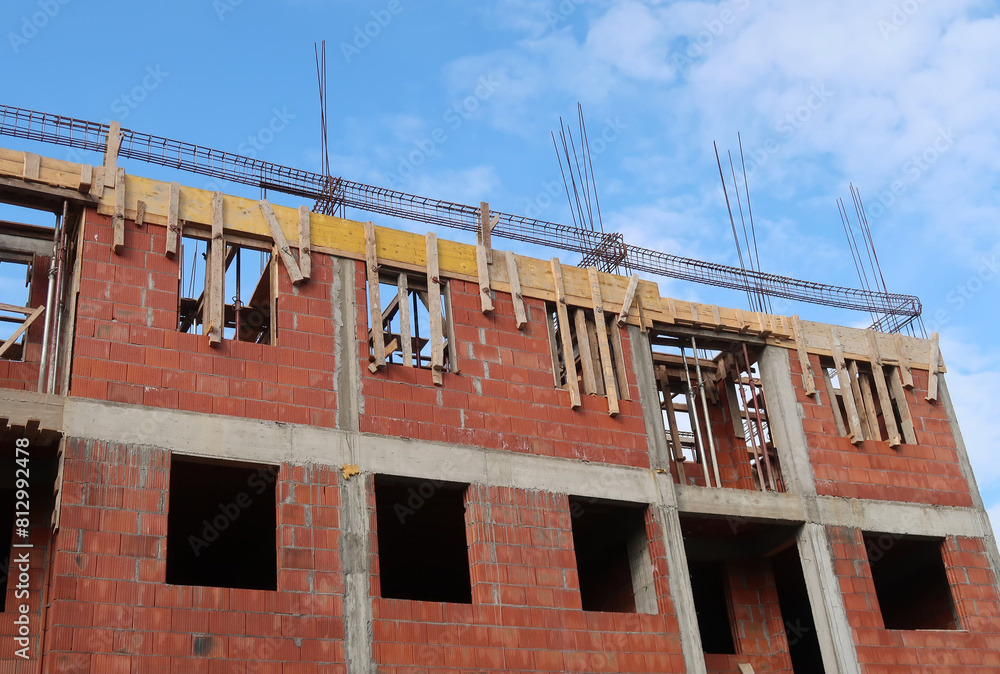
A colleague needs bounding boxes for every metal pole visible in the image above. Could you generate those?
[691,337,723,489]
[46,201,70,394]
[742,343,777,491]
[37,207,62,393]
[681,344,713,488]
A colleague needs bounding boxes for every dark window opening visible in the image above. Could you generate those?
[864,533,958,630]
[166,457,278,591]
[689,560,737,654]
[568,496,648,613]
[374,475,471,603]
[772,545,825,673]
[0,487,13,610]
[0,260,33,361]
[178,236,274,344]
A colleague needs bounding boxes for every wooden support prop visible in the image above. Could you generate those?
[551,258,581,408]
[617,274,640,325]
[588,267,620,415]
[0,305,44,359]
[22,152,40,180]
[659,372,685,463]
[135,200,147,227]
[666,297,678,323]
[832,329,864,443]
[397,273,412,367]
[711,305,722,330]
[757,313,772,338]
[426,233,444,386]
[477,202,498,263]
[78,164,93,192]
[207,192,225,346]
[364,221,386,371]
[259,200,304,284]
[586,318,604,396]
[112,167,126,253]
[926,332,940,402]
[867,331,901,447]
[735,308,748,333]
[505,251,527,329]
[610,319,629,400]
[574,308,598,395]
[104,121,122,180]
[791,315,817,396]
[298,206,312,281]
[889,367,918,444]
[893,333,913,388]
[856,364,880,441]
[165,182,180,258]
[444,282,460,375]
[545,304,563,388]
[822,368,848,437]
[475,244,494,313]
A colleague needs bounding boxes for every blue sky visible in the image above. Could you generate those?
[1,1,998,515]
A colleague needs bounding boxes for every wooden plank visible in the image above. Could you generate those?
[617,274,640,325]
[397,273,412,367]
[0,303,34,315]
[259,200,304,284]
[586,318,605,396]
[444,282,460,375]
[889,367,918,444]
[735,308,748,333]
[893,333,914,388]
[364,221,385,371]
[22,152,40,180]
[475,244,494,313]
[104,121,121,181]
[78,164,93,192]
[588,267,619,415]
[135,200,147,227]
[0,306,44,358]
[666,297,678,323]
[926,332,940,402]
[711,305,722,331]
[166,182,180,258]
[112,167,126,253]
[478,201,497,263]
[505,251,527,329]
[574,308,598,395]
[867,331,901,447]
[832,329,864,444]
[207,192,225,346]
[426,233,444,386]
[551,258,581,408]
[822,367,848,437]
[791,315,817,396]
[610,320,629,400]
[298,206,312,280]
[856,365,880,441]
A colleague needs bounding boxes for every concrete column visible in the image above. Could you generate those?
[757,347,817,500]
[797,523,861,674]
[333,257,361,433]
[939,376,1000,593]
[340,436,375,673]
[627,523,658,615]
[628,325,671,470]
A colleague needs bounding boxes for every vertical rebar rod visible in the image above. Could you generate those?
[741,343,777,491]
[691,337,723,489]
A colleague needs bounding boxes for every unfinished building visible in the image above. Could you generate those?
[0,127,998,673]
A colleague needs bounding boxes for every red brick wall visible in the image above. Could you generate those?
[69,210,338,428]
[704,560,793,673]
[369,482,686,672]
[36,438,344,672]
[0,253,49,392]
[790,353,972,507]
[828,526,1000,671]
[357,264,651,468]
